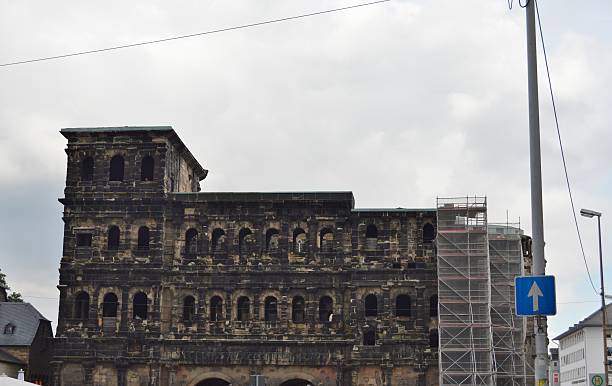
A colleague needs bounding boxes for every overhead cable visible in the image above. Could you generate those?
[0,0,390,68]
[534,0,599,295]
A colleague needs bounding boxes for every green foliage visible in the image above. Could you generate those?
[8,292,23,302]
[0,269,8,290]
[0,268,23,302]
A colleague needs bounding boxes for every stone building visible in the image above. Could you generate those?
[52,127,439,386]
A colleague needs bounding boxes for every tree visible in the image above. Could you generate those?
[0,269,7,289]
[0,268,24,302]
[7,292,23,302]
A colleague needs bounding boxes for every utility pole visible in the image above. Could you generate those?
[581,208,609,385]
[525,0,549,385]
[596,215,609,386]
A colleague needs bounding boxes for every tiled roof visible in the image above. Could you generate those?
[0,303,49,346]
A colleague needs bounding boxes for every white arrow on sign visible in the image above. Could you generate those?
[528,282,544,311]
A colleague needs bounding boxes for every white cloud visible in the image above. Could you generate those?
[0,0,610,340]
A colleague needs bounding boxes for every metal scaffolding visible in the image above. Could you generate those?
[488,223,527,386]
[437,197,494,386]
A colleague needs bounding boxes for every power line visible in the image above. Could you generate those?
[21,295,58,300]
[534,0,599,296]
[0,0,390,68]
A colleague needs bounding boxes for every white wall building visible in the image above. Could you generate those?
[554,304,612,386]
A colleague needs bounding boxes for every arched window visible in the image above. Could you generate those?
[395,294,411,317]
[183,296,196,323]
[293,228,307,254]
[319,296,333,322]
[237,296,250,321]
[363,330,376,346]
[366,224,378,250]
[133,292,148,320]
[109,155,125,181]
[266,228,280,251]
[292,296,305,323]
[423,223,435,242]
[264,296,278,322]
[279,380,311,386]
[211,228,225,253]
[365,294,378,317]
[320,228,333,253]
[74,292,90,320]
[429,329,439,348]
[140,156,154,181]
[81,157,94,181]
[196,379,230,386]
[238,228,252,255]
[210,296,223,321]
[185,228,198,254]
[102,293,118,317]
[430,295,438,317]
[138,226,150,250]
[108,226,120,250]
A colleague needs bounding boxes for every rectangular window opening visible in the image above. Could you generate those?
[76,233,93,247]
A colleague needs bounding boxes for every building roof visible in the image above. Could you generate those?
[171,192,436,213]
[352,208,436,213]
[60,126,173,134]
[172,191,356,208]
[60,126,208,181]
[0,349,25,365]
[0,303,49,346]
[0,374,40,385]
[553,303,612,341]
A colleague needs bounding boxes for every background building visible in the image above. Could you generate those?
[52,127,439,386]
[554,304,612,386]
[549,348,560,386]
[0,302,53,383]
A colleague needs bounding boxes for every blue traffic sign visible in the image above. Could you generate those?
[515,275,557,316]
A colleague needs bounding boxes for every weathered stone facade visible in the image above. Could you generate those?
[52,127,439,386]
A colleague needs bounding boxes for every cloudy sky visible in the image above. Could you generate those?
[0,0,610,342]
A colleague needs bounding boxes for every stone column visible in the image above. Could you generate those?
[167,365,177,386]
[416,370,426,386]
[83,361,95,386]
[149,364,160,386]
[120,286,130,334]
[56,285,68,335]
[116,360,128,386]
[415,286,425,330]
[49,361,62,386]
[382,365,393,386]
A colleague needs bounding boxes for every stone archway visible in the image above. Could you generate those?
[279,379,313,386]
[196,378,231,386]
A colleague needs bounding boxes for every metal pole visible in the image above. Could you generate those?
[597,215,609,385]
[525,0,549,385]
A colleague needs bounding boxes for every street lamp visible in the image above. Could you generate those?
[581,208,609,385]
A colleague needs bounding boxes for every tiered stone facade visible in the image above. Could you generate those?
[52,127,439,386]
